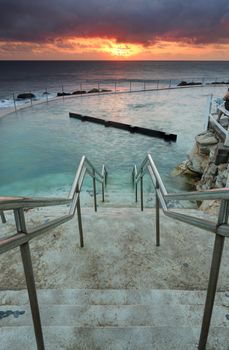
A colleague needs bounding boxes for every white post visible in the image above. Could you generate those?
[204,94,213,130]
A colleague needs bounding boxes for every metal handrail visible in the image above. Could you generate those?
[133,153,229,350]
[0,155,107,350]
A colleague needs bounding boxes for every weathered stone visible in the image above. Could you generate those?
[101,89,112,92]
[72,90,86,95]
[177,81,202,86]
[196,131,218,147]
[88,88,100,93]
[218,163,228,172]
[215,146,229,165]
[188,144,208,174]
[222,169,228,178]
[57,92,71,97]
[208,163,217,175]
[199,199,220,213]
[171,160,198,177]
[17,93,35,99]
[215,179,224,188]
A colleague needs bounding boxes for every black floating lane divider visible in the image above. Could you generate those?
[69,112,177,142]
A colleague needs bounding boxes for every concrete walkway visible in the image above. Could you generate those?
[0,207,229,349]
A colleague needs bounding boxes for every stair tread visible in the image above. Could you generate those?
[0,288,228,306]
[0,325,229,350]
[0,303,228,328]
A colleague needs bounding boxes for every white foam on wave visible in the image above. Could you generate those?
[0,91,57,110]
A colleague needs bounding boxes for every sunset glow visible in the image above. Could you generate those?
[1,36,229,60]
[0,0,229,60]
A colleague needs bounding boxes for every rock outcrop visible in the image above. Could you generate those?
[177,81,202,87]
[175,129,229,212]
[17,93,36,99]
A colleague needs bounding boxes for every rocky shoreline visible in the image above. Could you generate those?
[175,129,229,213]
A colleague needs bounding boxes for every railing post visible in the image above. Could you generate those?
[143,81,146,91]
[115,82,117,93]
[102,182,105,202]
[20,243,45,350]
[30,91,33,107]
[45,88,48,103]
[0,210,6,223]
[129,81,132,92]
[204,94,213,130]
[61,84,64,100]
[101,171,105,203]
[76,194,84,247]
[132,167,138,202]
[155,184,160,247]
[93,170,97,212]
[198,199,228,350]
[13,93,17,112]
[140,172,144,211]
[157,80,159,89]
[135,181,138,203]
[14,208,45,350]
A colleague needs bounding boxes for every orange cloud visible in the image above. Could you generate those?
[1,36,229,60]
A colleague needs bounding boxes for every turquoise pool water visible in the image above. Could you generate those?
[0,86,225,202]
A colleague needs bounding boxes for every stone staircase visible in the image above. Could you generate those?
[0,207,229,349]
[0,288,229,350]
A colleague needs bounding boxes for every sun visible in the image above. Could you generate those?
[107,42,141,58]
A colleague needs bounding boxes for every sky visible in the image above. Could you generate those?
[0,0,229,60]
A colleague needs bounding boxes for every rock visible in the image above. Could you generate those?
[196,131,218,146]
[195,132,218,155]
[57,92,71,97]
[88,88,100,93]
[199,200,220,214]
[72,91,86,95]
[177,81,202,87]
[210,81,228,85]
[42,91,50,95]
[218,164,228,172]
[172,160,200,177]
[101,89,112,92]
[188,144,208,174]
[17,93,36,99]
[207,163,217,175]
[215,179,224,188]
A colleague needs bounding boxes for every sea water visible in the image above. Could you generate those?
[0,60,229,108]
[0,80,227,204]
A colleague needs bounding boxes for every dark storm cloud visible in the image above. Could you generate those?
[0,0,228,45]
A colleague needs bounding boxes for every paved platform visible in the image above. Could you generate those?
[0,207,228,349]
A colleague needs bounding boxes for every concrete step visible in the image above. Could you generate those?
[0,290,229,349]
[0,302,229,328]
[2,325,227,350]
[0,289,228,307]
[0,289,228,349]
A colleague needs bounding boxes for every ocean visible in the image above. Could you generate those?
[0,60,229,107]
[0,61,228,204]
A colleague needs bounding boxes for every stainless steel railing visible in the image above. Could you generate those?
[205,94,229,146]
[0,155,107,350]
[133,153,229,350]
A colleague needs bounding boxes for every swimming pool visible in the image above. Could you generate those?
[0,85,225,206]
